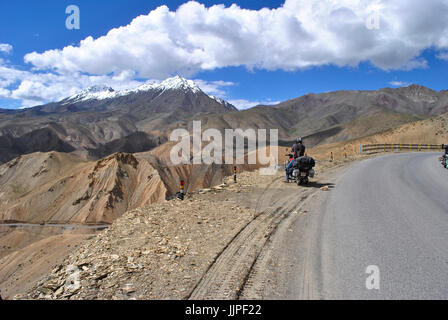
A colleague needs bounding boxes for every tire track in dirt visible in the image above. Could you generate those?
[237,192,313,300]
[188,173,317,300]
[238,164,350,300]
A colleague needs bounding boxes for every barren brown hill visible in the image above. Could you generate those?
[0,152,163,224]
[0,150,246,225]
[309,112,448,160]
[0,145,264,299]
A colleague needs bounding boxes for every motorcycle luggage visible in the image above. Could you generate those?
[294,156,315,168]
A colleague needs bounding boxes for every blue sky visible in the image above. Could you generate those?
[1,0,448,109]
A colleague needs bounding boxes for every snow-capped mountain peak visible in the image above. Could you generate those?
[128,76,202,94]
[62,86,116,104]
[61,76,220,104]
[158,75,201,93]
[85,85,115,93]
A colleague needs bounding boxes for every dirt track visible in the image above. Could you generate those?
[189,161,348,300]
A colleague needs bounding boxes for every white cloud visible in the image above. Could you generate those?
[4,0,448,107]
[0,87,10,98]
[0,62,240,107]
[193,79,235,97]
[398,58,428,71]
[436,51,448,61]
[388,81,411,87]
[0,43,13,54]
[0,65,144,107]
[23,0,448,78]
[228,99,280,110]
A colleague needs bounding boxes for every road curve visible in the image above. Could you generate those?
[318,152,448,299]
[252,152,448,300]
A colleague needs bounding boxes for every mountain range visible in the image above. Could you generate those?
[0,76,236,163]
[1,77,448,165]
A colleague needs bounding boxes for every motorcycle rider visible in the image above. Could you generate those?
[292,137,306,159]
[442,144,448,167]
[286,138,305,182]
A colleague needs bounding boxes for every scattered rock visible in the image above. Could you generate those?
[23,186,257,300]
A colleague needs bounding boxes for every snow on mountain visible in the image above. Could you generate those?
[153,75,201,93]
[61,76,206,104]
[209,95,234,108]
[62,85,117,104]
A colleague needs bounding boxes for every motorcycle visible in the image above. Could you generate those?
[441,154,447,168]
[285,152,316,185]
[291,164,315,185]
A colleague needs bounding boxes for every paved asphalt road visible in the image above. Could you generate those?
[315,152,448,299]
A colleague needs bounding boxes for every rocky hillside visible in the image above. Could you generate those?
[0,152,164,224]
[0,231,93,299]
[217,84,447,141]
[0,150,245,225]
[16,167,276,300]
[310,112,448,160]
[18,173,262,300]
[168,84,447,150]
[18,159,344,301]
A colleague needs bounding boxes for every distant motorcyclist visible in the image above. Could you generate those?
[442,144,448,168]
[286,138,305,182]
[292,138,306,159]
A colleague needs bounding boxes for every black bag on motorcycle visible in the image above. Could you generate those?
[293,156,315,169]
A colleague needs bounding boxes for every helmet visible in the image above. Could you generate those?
[296,137,302,143]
